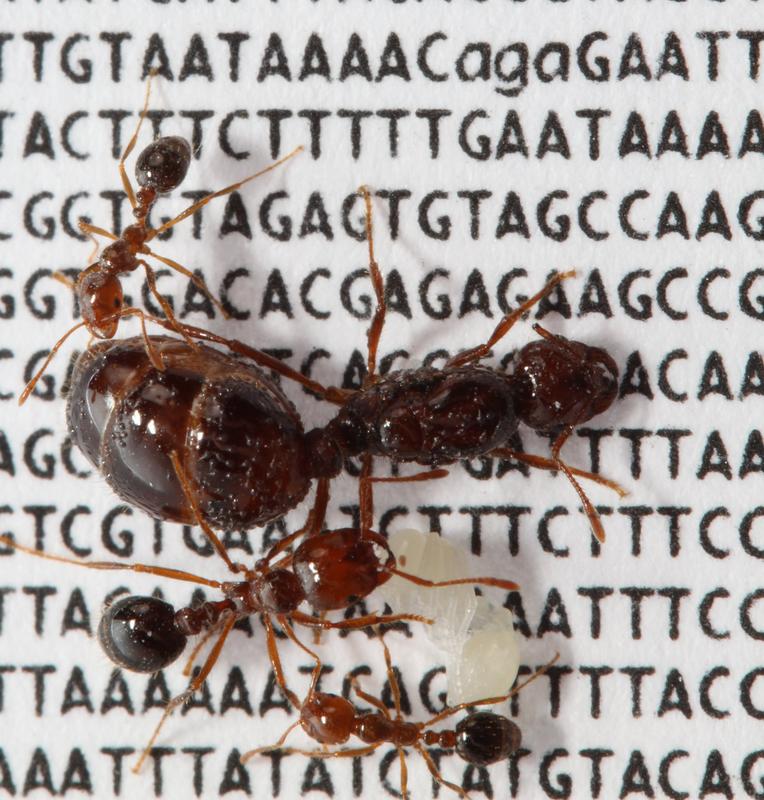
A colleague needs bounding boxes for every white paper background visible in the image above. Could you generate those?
[0,2,763,799]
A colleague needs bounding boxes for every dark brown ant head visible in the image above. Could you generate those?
[300,692,356,745]
[454,712,522,765]
[78,263,125,339]
[98,595,187,673]
[511,333,619,432]
[135,136,192,194]
[252,567,303,614]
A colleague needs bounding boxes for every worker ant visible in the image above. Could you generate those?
[20,71,302,404]
[243,630,558,799]
[0,454,520,771]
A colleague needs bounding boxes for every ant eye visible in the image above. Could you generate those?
[98,595,186,673]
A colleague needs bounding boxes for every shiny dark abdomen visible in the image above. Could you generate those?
[67,337,310,529]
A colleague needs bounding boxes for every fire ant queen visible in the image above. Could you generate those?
[32,188,624,571]
[20,72,624,551]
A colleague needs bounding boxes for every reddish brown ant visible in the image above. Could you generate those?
[25,170,624,551]
[0,457,520,772]
[20,71,302,403]
[318,186,626,542]
[243,631,558,799]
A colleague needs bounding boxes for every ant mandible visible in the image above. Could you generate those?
[243,630,558,800]
[20,70,302,403]
[0,455,520,770]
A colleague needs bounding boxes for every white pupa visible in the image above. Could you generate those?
[375,529,520,705]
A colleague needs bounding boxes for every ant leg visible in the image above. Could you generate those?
[52,271,75,289]
[311,611,328,646]
[417,745,468,799]
[359,454,374,532]
[168,451,246,575]
[181,622,222,677]
[371,469,449,484]
[245,744,379,761]
[377,632,403,720]
[280,616,325,693]
[399,748,410,800]
[120,69,157,210]
[422,654,560,730]
[79,220,118,245]
[357,186,387,384]
[361,461,450,532]
[446,271,575,369]
[79,221,117,240]
[19,319,89,405]
[374,634,412,800]
[146,316,351,406]
[497,430,623,543]
[240,720,302,761]
[262,614,300,709]
[133,614,235,773]
[490,446,626,496]
[142,248,230,320]
[116,305,165,370]
[138,260,199,350]
[146,146,303,240]
[303,477,330,538]
[550,426,608,543]
[78,220,117,262]
[260,478,330,571]
[387,567,519,592]
[19,304,166,405]
[290,609,433,631]
[280,617,321,676]
[349,676,392,719]
[0,534,222,589]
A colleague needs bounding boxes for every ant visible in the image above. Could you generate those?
[22,174,624,552]
[20,70,302,403]
[0,453,520,771]
[242,630,558,800]
[315,186,626,542]
[47,264,621,582]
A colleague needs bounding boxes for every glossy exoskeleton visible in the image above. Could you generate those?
[243,634,557,800]
[67,336,320,533]
[19,72,301,404]
[63,271,621,557]
[2,461,518,771]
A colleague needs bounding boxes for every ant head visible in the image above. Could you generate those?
[512,334,619,430]
[253,568,303,614]
[98,595,187,673]
[300,693,356,744]
[455,712,521,765]
[135,136,192,194]
[292,529,395,611]
[78,264,124,339]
